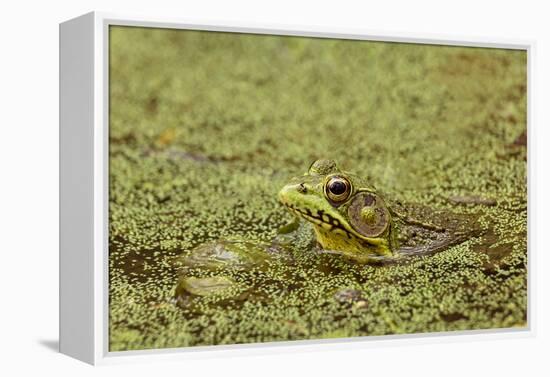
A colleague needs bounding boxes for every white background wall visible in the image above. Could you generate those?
[1,0,548,375]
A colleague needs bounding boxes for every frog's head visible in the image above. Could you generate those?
[278,159,394,259]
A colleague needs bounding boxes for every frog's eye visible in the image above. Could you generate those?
[325,176,352,203]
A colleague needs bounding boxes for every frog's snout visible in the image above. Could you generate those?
[278,182,306,205]
[278,184,293,204]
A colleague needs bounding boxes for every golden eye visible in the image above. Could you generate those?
[325,176,352,203]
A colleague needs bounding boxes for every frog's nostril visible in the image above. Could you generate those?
[298,183,307,193]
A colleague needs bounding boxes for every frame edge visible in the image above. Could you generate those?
[59,11,96,365]
[87,11,535,364]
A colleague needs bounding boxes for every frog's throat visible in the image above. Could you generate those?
[281,198,393,257]
[313,225,392,259]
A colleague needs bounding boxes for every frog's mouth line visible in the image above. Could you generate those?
[282,202,355,240]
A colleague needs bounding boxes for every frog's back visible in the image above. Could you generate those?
[389,200,482,260]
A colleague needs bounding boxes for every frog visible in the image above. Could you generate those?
[173,158,481,306]
[278,159,480,263]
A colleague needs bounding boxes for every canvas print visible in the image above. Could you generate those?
[108,26,527,351]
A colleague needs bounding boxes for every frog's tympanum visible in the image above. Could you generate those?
[279,159,477,262]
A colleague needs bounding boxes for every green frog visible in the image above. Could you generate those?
[279,159,479,263]
[174,159,481,303]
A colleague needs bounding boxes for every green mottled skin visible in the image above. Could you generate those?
[279,159,394,260]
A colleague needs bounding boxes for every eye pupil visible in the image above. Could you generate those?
[329,180,347,195]
[325,176,352,204]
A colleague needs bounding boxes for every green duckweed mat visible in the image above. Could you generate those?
[108,26,527,351]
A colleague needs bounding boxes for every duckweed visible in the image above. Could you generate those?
[108,26,527,351]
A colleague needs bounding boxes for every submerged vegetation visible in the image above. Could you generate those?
[108,26,527,351]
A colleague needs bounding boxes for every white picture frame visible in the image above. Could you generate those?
[59,11,534,365]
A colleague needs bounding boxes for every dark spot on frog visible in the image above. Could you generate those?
[364,194,375,206]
